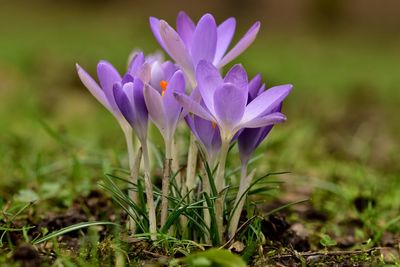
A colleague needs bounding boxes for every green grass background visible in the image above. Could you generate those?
[0,1,399,249]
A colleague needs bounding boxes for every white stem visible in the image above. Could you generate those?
[142,141,157,240]
[127,147,142,233]
[214,138,230,243]
[161,138,172,227]
[186,133,198,194]
[202,166,211,244]
[228,162,255,238]
[122,125,134,170]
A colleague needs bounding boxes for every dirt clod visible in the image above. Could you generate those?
[12,243,41,267]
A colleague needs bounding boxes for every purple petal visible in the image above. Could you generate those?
[76,64,109,110]
[213,83,248,131]
[137,62,151,84]
[248,74,262,101]
[241,84,292,123]
[196,60,223,115]
[97,60,121,112]
[238,127,266,163]
[163,71,185,136]
[217,21,261,68]
[149,61,164,93]
[132,79,148,141]
[191,14,217,68]
[239,112,286,128]
[113,83,135,126]
[144,84,167,136]
[224,64,248,91]
[159,20,194,75]
[174,92,215,122]
[213,17,236,65]
[149,17,168,52]
[162,61,179,81]
[184,115,199,140]
[176,11,195,48]
[128,52,145,76]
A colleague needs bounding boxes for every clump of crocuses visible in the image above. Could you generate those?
[76,11,292,244]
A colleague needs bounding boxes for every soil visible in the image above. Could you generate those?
[1,190,399,266]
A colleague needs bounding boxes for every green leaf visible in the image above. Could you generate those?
[320,234,337,247]
[32,221,117,245]
[183,248,246,267]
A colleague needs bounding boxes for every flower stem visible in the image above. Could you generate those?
[201,166,211,244]
[142,141,157,240]
[186,133,198,194]
[161,138,173,227]
[214,138,230,243]
[122,125,134,171]
[127,147,142,233]
[228,161,253,238]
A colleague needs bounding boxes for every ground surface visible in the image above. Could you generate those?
[1,3,400,266]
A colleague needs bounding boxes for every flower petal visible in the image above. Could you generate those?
[149,17,168,52]
[191,13,217,68]
[217,21,261,68]
[213,83,247,132]
[76,64,110,111]
[213,17,236,65]
[174,92,215,122]
[132,78,148,141]
[247,74,262,101]
[224,64,248,91]
[144,84,167,136]
[113,83,135,126]
[159,20,194,76]
[163,70,185,136]
[176,11,195,48]
[128,52,145,77]
[238,112,286,128]
[196,60,223,115]
[241,84,292,123]
[97,60,121,112]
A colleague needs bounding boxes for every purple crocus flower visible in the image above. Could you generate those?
[174,60,291,143]
[143,70,186,144]
[76,61,128,128]
[237,74,282,165]
[185,114,221,166]
[150,11,260,84]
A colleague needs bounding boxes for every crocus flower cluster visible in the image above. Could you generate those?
[76,11,292,243]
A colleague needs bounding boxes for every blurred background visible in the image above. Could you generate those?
[0,0,399,229]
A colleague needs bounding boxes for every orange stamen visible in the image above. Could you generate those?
[160,80,168,96]
[212,122,217,129]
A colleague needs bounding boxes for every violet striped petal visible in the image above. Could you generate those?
[163,71,185,134]
[132,78,148,141]
[76,64,110,111]
[241,84,292,123]
[224,64,248,91]
[248,74,262,101]
[128,52,145,77]
[217,21,261,68]
[238,112,286,128]
[159,20,194,75]
[174,92,215,122]
[149,17,168,52]
[113,83,135,126]
[176,11,195,48]
[191,13,217,68]
[213,17,236,65]
[196,60,223,115]
[144,84,167,137]
[97,60,121,112]
[213,83,247,131]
